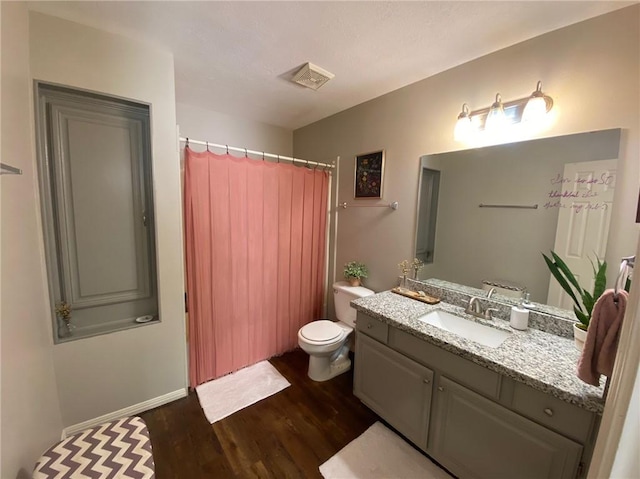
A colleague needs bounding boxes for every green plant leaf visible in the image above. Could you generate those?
[574,307,589,327]
[592,257,607,301]
[582,290,594,317]
[575,322,588,331]
[544,251,610,329]
[542,253,582,310]
[551,251,584,297]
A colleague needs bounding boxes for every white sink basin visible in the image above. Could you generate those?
[417,310,510,348]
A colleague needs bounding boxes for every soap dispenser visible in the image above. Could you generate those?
[510,298,529,330]
[521,292,533,308]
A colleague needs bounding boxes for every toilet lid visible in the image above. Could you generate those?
[300,320,342,342]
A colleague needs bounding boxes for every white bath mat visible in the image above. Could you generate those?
[195,360,290,424]
[320,422,453,479]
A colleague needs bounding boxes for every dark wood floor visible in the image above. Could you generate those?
[140,349,379,478]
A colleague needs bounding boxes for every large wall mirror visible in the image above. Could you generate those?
[416,129,621,309]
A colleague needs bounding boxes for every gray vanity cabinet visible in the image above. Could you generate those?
[354,332,434,448]
[354,312,591,479]
[430,376,582,479]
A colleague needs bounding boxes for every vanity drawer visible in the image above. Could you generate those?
[389,328,501,400]
[511,382,595,443]
[356,312,389,344]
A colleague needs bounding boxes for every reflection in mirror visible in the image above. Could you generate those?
[415,169,440,264]
[416,129,621,310]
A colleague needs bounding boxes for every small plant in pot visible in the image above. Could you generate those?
[542,251,606,349]
[55,301,74,338]
[344,261,368,287]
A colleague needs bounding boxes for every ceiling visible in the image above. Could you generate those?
[28,1,633,130]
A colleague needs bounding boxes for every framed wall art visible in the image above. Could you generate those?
[354,150,385,198]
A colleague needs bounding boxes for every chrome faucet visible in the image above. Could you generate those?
[466,296,482,315]
[465,297,499,320]
[486,287,496,299]
[483,307,499,320]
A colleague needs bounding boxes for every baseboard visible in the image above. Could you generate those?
[61,388,187,439]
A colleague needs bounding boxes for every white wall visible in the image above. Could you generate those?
[177,102,292,157]
[0,3,64,477]
[294,6,639,296]
[610,365,640,478]
[29,12,187,427]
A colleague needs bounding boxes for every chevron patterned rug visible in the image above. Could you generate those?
[33,416,155,479]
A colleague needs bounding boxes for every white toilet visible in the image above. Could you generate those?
[298,281,374,381]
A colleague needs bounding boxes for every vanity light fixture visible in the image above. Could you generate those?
[454,81,554,142]
[453,103,472,142]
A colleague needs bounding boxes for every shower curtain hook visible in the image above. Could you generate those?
[262,151,265,161]
[226,145,229,154]
[186,137,189,147]
[244,148,248,158]
[277,155,280,163]
[206,141,209,151]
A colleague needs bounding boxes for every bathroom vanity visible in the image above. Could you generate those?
[352,282,604,479]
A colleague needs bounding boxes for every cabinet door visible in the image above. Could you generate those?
[430,377,582,479]
[354,332,433,449]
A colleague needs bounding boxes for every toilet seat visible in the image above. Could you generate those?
[300,320,343,345]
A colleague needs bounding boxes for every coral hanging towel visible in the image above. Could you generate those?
[577,289,628,386]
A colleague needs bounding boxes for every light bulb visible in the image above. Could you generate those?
[484,93,506,132]
[454,103,472,142]
[522,81,550,124]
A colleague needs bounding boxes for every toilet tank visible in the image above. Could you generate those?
[333,281,374,327]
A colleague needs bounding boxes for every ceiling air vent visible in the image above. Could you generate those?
[291,62,334,91]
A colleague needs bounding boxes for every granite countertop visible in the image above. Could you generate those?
[352,290,606,414]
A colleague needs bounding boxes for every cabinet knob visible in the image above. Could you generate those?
[438,386,444,392]
[423,378,431,384]
[367,323,373,329]
[543,408,554,417]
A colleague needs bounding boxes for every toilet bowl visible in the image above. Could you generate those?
[298,281,374,381]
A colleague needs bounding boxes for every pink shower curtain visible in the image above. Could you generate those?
[184,147,329,387]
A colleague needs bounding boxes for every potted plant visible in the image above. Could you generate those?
[344,261,368,287]
[412,258,425,279]
[542,251,606,349]
[55,301,74,338]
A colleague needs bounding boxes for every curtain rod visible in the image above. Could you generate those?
[179,137,335,169]
[479,203,539,209]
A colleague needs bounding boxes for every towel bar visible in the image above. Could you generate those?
[479,203,538,209]
[614,255,635,299]
[340,201,398,210]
